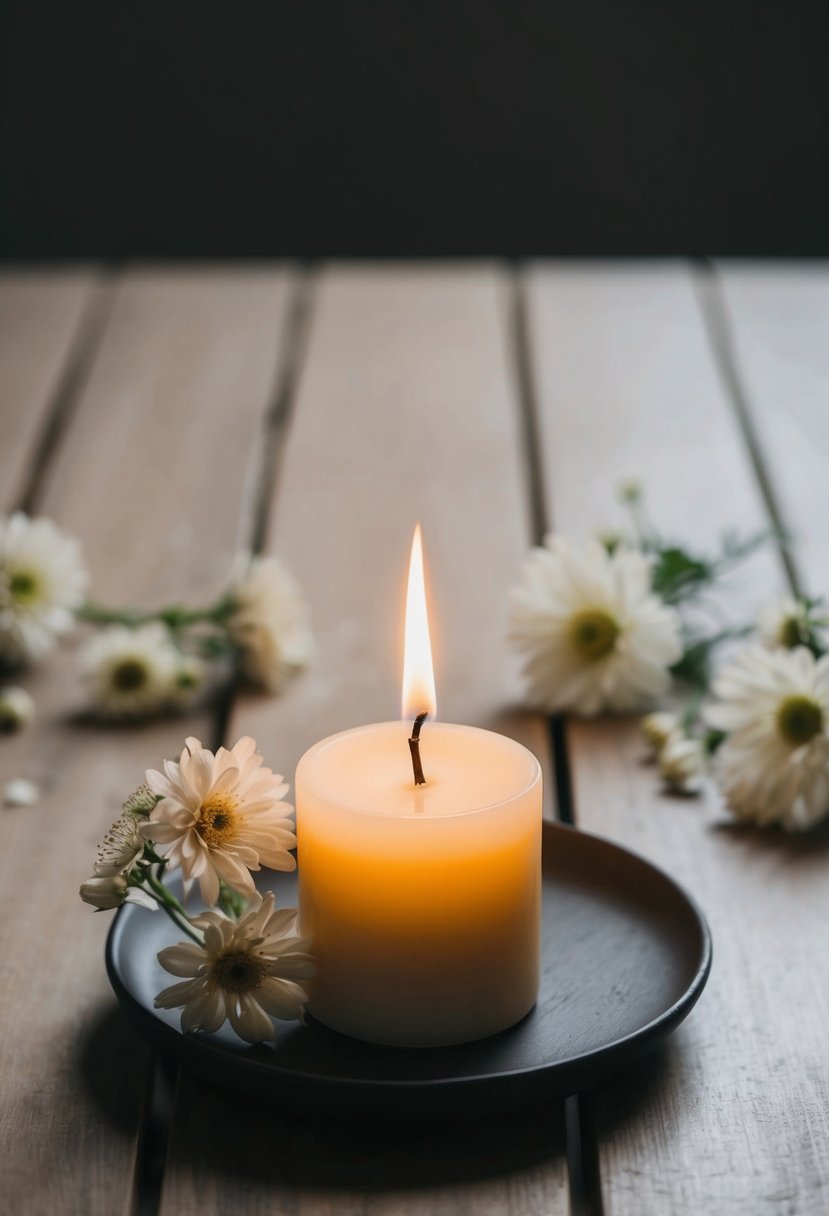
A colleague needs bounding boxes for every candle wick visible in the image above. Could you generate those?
[408,711,428,786]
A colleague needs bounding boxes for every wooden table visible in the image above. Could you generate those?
[1,262,827,1216]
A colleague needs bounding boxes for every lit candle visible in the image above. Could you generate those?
[296,526,542,1047]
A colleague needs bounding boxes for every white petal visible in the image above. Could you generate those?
[156,942,206,977]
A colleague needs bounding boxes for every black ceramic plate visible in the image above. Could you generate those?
[106,822,711,1116]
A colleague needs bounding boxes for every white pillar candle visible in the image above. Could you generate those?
[296,721,541,1047]
[295,524,542,1048]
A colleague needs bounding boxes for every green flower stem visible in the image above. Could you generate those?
[145,868,187,916]
[78,596,236,631]
[679,689,706,734]
[141,870,203,944]
[162,903,202,943]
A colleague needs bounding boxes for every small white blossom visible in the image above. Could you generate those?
[4,777,40,807]
[509,538,682,716]
[122,783,159,818]
[94,808,145,877]
[142,736,297,904]
[658,733,706,795]
[641,711,679,758]
[0,512,87,664]
[81,623,183,720]
[227,555,313,692]
[0,685,35,733]
[706,645,829,831]
[155,892,315,1042]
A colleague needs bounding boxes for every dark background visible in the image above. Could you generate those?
[2,1,828,259]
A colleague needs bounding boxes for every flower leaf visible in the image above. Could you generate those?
[651,547,714,604]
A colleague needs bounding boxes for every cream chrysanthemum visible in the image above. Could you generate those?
[0,512,87,664]
[81,623,182,719]
[143,736,296,904]
[154,892,315,1042]
[510,538,683,716]
[227,555,313,692]
[706,645,829,831]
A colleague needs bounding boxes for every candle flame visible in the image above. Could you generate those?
[402,524,437,720]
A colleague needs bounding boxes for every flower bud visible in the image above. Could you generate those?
[0,685,34,733]
[80,874,127,910]
[618,479,643,504]
[658,734,706,795]
[641,711,679,758]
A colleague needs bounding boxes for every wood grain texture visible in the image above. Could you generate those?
[0,267,292,1215]
[716,263,829,592]
[159,264,566,1216]
[527,263,829,1213]
[0,268,102,510]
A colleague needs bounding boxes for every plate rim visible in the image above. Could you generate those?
[105,820,712,1095]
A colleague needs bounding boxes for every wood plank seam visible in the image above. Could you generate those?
[15,268,116,515]
[248,269,316,556]
[126,1056,178,1216]
[510,265,606,1216]
[565,1095,606,1216]
[692,260,801,595]
[509,262,549,546]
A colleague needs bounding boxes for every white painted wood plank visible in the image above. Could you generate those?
[160,264,566,1216]
[527,263,829,1214]
[0,269,101,510]
[0,267,292,1215]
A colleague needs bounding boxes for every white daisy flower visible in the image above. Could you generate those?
[758,595,823,652]
[79,874,156,911]
[0,512,87,664]
[706,645,829,831]
[154,891,315,1042]
[658,733,706,795]
[94,804,150,878]
[226,555,313,692]
[641,711,679,758]
[0,685,35,733]
[142,736,297,904]
[509,538,683,716]
[81,623,182,720]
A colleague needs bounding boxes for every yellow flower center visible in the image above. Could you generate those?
[569,609,620,661]
[778,617,804,649]
[197,793,238,847]
[776,695,823,746]
[213,949,267,995]
[9,569,40,604]
[111,659,149,691]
